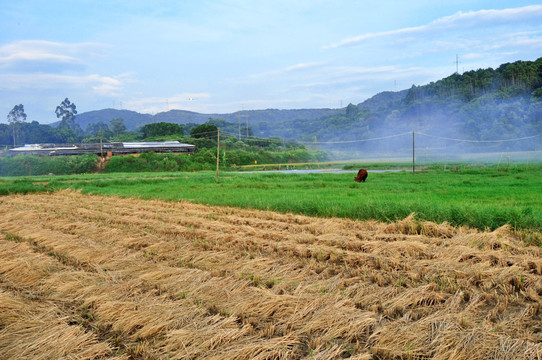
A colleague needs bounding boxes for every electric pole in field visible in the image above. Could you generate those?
[412,131,415,174]
[245,106,249,138]
[216,128,220,183]
[237,109,241,140]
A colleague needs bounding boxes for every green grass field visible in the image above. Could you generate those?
[1,165,541,233]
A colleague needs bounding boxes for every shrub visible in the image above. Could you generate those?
[0,154,98,176]
[104,152,196,173]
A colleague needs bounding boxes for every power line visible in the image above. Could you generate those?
[301,132,412,145]
[291,131,540,145]
[169,128,541,146]
[415,132,540,143]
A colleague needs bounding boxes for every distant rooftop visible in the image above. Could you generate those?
[4,141,196,156]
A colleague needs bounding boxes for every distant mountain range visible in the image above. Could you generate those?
[74,108,343,132]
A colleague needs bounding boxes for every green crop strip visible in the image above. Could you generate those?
[1,165,541,232]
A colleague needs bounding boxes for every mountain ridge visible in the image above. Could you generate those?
[74,107,343,132]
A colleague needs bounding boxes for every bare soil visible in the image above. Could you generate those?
[1,190,541,359]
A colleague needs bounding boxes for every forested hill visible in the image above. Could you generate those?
[251,58,542,145]
[74,108,342,132]
[355,57,542,140]
[73,109,152,131]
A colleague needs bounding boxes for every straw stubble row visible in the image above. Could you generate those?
[0,190,541,359]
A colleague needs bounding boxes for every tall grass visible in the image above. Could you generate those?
[0,165,541,231]
[0,154,98,176]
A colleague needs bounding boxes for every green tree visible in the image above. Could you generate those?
[7,104,27,147]
[55,98,82,136]
[85,121,112,138]
[0,123,11,145]
[345,103,359,119]
[190,123,218,139]
[110,117,127,136]
[140,122,184,138]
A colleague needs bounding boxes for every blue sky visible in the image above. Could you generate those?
[1,0,541,123]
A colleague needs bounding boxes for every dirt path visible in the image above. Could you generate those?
[1,190,541,359]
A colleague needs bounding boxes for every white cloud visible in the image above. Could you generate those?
[283,62,326,72]
[0,73,129,97]
[0,40,106,72]
[250,62,326,79]
[325,5,542,49]
[285,65,427,91]
[0,40,132,97]
[462,53,486,61]
[326,65,397,77]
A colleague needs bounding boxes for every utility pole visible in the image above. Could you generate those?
[237,111,241,140]
[412,131,415,174]
[246,111,249,138]
[216,128,220,183]
[239,104,244,139]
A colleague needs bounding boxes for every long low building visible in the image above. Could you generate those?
[4,141,196,156]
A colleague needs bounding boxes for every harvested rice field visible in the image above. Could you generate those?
[1,190,541,359]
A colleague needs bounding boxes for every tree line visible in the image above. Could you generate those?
[3,98,83,147]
